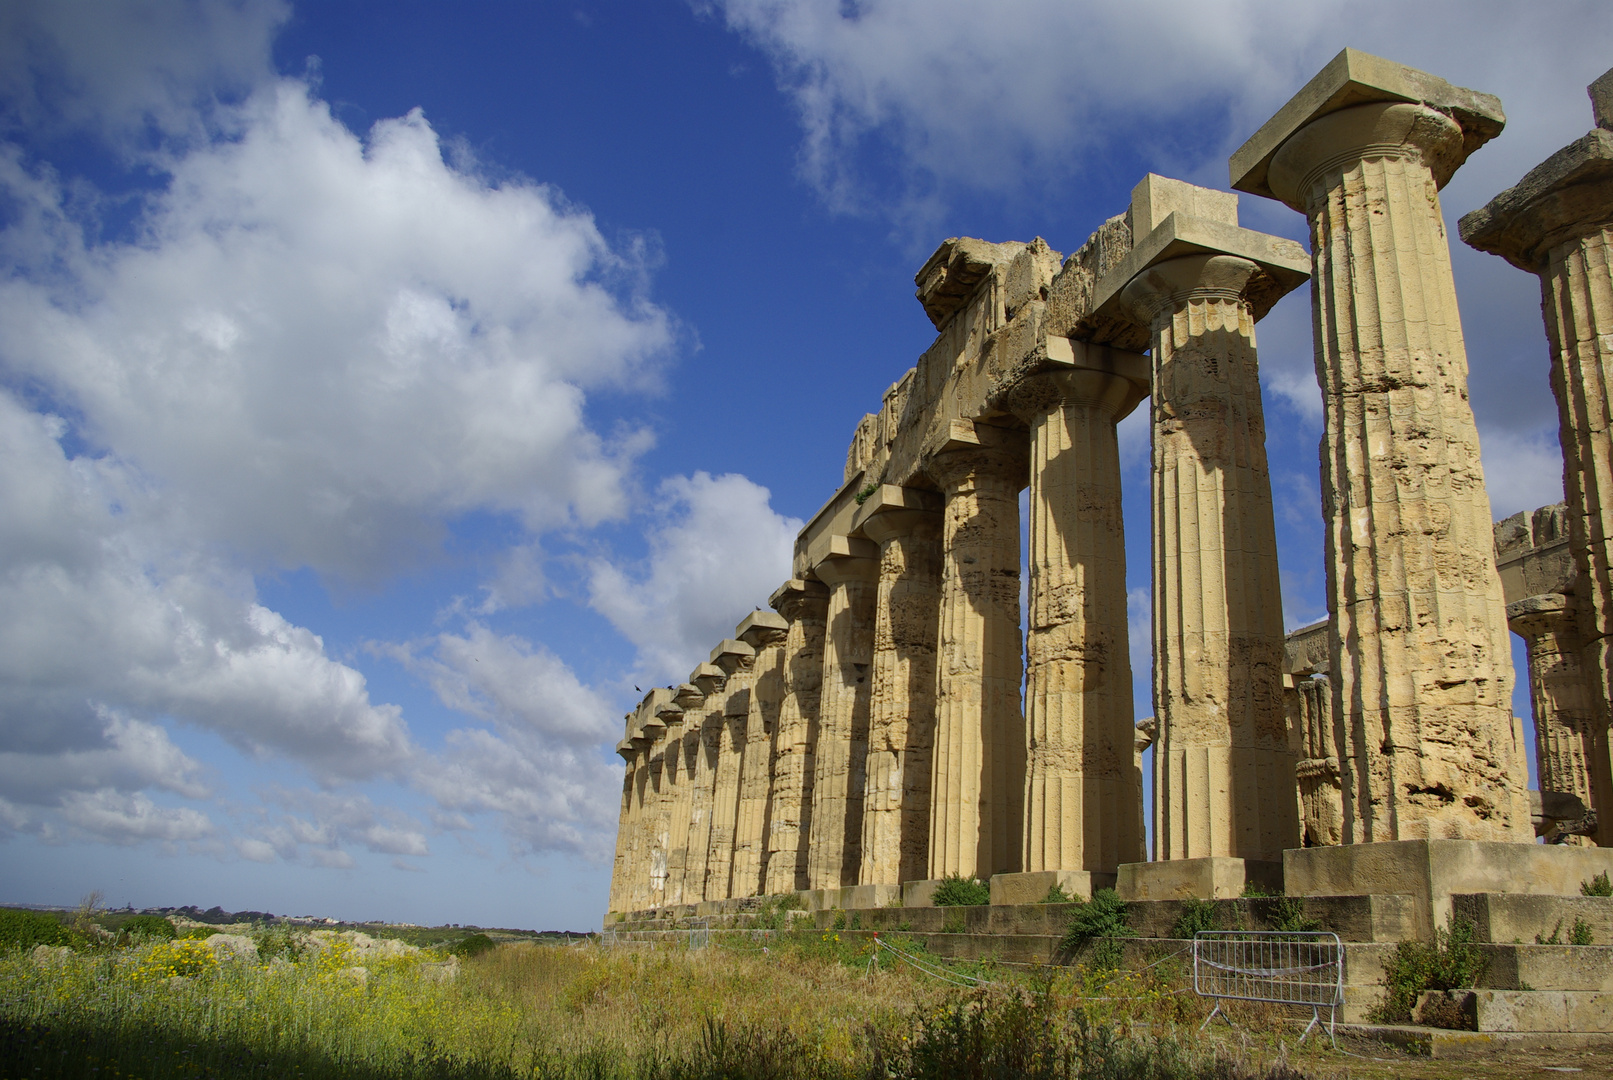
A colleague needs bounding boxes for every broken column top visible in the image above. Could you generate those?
[1591,66,1613,131]
[1494,502,1577,604]
[1460,67,1613,272]
[1231,47,1505,201]
[914,237,1026,329]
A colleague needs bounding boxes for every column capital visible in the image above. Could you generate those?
[1004,365,1147,426]
[769,577,829,621]
[812,542,880,586]
[710,638,757,675]
[690,661,726,694]
[737,608,789,649]
[1232,48,1503,212]
[1461,121,1613,272]
[1507,591,1579,639]
[857,508,940,547]
[919,419,1028,492]
[1117,253,1262,328]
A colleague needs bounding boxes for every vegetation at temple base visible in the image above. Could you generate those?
[1582,871,1613,896]
[1060,889,1134,971]
[1369,914,1488,1025]
[931,874,991,907]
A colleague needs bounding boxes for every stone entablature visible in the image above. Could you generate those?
[608,49,1613,922]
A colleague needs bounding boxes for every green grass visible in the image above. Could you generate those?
[0,927,1325,1079]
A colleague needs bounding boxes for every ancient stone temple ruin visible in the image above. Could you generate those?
[605,48,1613,1040]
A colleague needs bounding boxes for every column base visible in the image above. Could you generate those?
[1285,839,1613,940]
[902,879,945,908]
[1116,857,1283,900]
[989,870,1116,905]
[840,883,902,910]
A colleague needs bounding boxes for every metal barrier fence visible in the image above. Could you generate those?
[1192,931,1343,1045]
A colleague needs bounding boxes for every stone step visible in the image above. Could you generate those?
[1338,1023,1613,1058]
[1471,989,1613,1032]
[1456,892,1613,944]
[1479,943,1613,991]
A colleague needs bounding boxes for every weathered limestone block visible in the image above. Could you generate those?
[855,488,942,887]
[1114,207,1305,864]
[682,662,727,903]
[663,682,705,905]
[1005,350,1148,876]
[1233,48,1530,842]
[1463,73,1613,846]
[703,639,756,900]
[924,421,1027,880]
[763,579,829,895]
[730,609,790,898]
[807,541,879,889]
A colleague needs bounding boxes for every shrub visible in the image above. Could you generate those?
[450,933,496,959]
[931,874,990,908]
[1041,881,1073,904]
[1171,898,1217,939]
[0,909,70,951]
[118,914,176,942]
[1268,896,1321,933]
[830,909,847,930]
[1370,914,1488,1024]
[941,910,966,935]
[1583,871,1613,897]
[1571,917,1595,946]
[1060,889,1133,971]
[1537,920,1564,945]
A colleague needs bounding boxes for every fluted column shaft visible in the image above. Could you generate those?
[1121,254,1296,861]
[683,699,724,901]
[858,511,942,887]
[808,555,879,889]
[608,749,636,912]
[663,720,697,905]
[925,436,1028,880]
[705,659,755,900]
[1268,101,1529,841]
[626,741,655,910]
[1006,369,1144,874]
[1512,596,1602,841]
[732,628,789,897]
[647,742,674,905]
[763,583,829,894]
[1541,230,1613,845]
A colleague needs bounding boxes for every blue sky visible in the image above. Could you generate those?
[2,0,1609,932]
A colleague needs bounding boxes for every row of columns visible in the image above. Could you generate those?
[610,50,1613,915]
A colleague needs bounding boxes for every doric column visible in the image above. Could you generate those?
[662,683,704,906]
[1510,594,1601,843]
[1004,359,1147,876]
[1120,253,1298,862]
[731,610,790,898]
[646,696,684,906]
[1233,51,1530,841]
[922,420,1028,880]
[608,736,637,914]
[1461,70,1613,846]
[807,541,880,889]
[855,489,942,887]
[682,662,726,902]
[763,579,829,895]
[626,703,666,912]
[704,639,757,900]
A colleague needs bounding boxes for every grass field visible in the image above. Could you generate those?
[5,925,1611,1079]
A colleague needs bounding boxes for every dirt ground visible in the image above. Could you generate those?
[1224,1030,1613,1079]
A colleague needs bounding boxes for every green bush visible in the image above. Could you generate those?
[1571,917,1595,946]
[0,909,70,951]
[1060,889,1133,971]
[449,933,496,959]
[118,914,176,942]
[1370,914,1488,1024]
[1171,898,1217,939]
[1582,871,1613,897]
[931,874,990,907]
[1537,919,1564,945]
